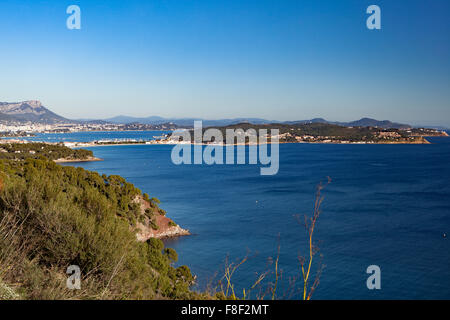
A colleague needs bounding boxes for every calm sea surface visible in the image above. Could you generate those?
[3,130,169,143]
[36,131,449,299]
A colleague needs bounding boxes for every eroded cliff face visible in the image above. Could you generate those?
[0,100,45,115]
[0,100,69,124]
[133,195,190,241]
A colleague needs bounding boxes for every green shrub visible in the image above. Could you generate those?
[164,248,178,263]
[168,221,177,227]
[0,158,195,300]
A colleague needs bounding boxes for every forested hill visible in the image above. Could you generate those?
[175,122,446,144]
[0,149,197,299]
[0,142,94,161]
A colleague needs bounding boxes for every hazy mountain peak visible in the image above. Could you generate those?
[24,100,42,107]
[0,100,68,124]
[347,118,411,129]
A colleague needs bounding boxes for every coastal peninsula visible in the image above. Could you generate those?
[0,141,189,239]
[166,122,448,145]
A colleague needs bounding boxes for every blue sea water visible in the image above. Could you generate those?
[53,131,450,299]
[2,130,169,143]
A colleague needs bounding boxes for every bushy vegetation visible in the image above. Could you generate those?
[0,142,93,161]
[0,158,195,300]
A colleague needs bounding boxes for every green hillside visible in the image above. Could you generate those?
[0,157,196,299]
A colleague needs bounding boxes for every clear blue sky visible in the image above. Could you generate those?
[0,0,449,126]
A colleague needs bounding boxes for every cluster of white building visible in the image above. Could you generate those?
[0,122,127,134]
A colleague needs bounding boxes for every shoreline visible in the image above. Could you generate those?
[63,139,436,148]
[4,130,448,148]
[53,156,103,163]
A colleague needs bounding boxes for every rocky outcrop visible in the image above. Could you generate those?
[53,156,103,163]
[136,221,190,241]
[133,195,190,241]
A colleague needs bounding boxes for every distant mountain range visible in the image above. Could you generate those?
[287,118,413,129]
[98,115,413,129]
[99,115,278,127]
[1,100,446,130]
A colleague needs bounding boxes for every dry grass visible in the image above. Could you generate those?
[209,178,330,300]
[297,177,330,300]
